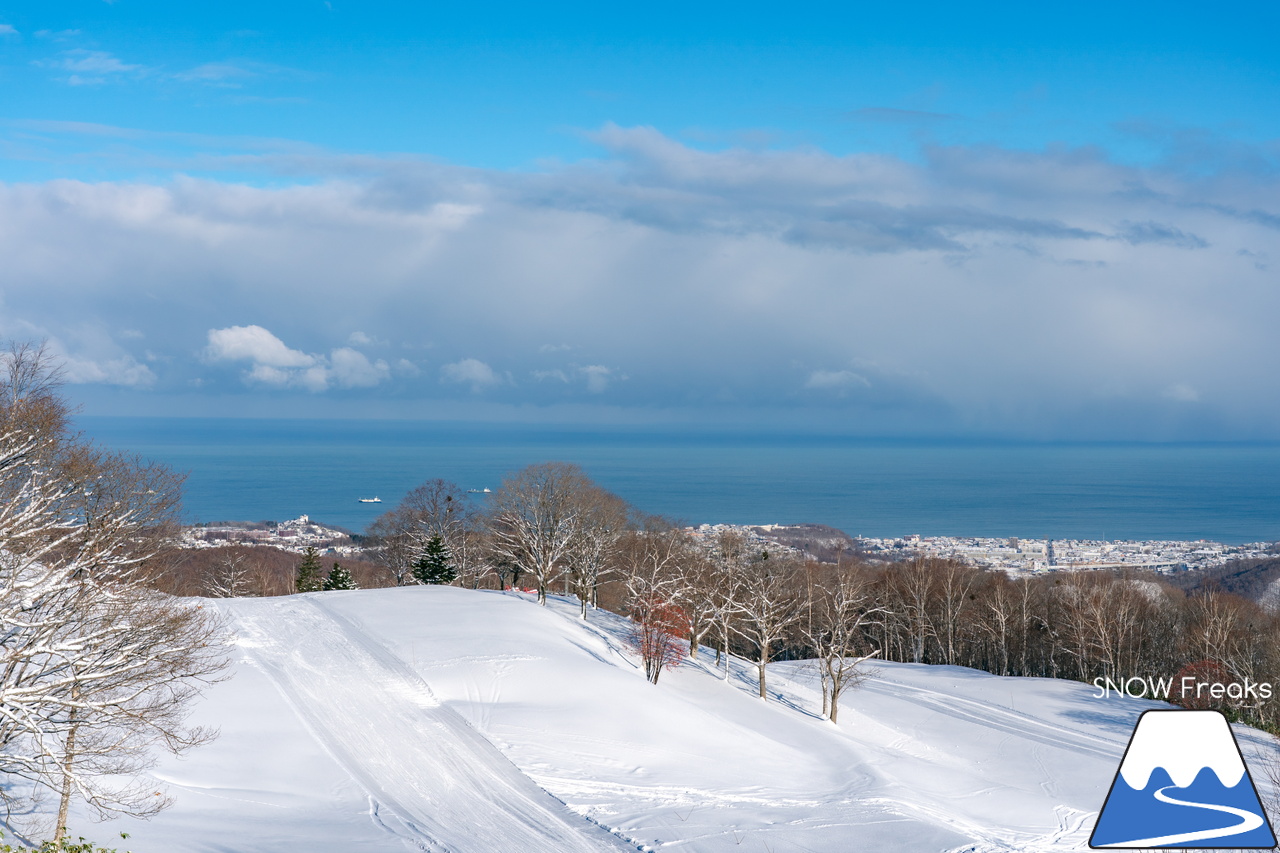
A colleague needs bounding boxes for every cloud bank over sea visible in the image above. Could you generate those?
[1,123,1277,439]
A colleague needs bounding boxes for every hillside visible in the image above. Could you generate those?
[40,587,1280,852]
[1168,555,1280,605]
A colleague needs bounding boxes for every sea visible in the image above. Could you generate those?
[77,417,1280,544]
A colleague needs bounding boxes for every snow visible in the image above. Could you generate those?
[37,586,1280,852]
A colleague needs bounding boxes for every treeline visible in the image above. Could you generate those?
[348,463,1280,728]
[172,461,1280,729]
[158,545,389,597]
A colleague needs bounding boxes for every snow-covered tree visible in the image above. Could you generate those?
[564,489,629,618]
[0,342,227,841]
[617,521,692,683]
[487,463,594,605]
[803,561,884,722]
[323,562,358,591]
[204,551,254,598]
[732,550,804,701]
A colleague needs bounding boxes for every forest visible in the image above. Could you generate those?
[177,463,1280,732]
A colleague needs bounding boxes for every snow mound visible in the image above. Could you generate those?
[43,586,1280,852]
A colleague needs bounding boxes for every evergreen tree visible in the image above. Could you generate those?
[412,535,457,585]
[323,561,358,591]
[295,546,325,592]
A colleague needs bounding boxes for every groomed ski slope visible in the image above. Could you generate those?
[61,586,1279,852]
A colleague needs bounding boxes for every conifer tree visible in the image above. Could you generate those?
[295,546,325,592]
[412,535,457,585]
[323,561,358,591]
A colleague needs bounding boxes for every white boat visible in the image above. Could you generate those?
[358,497,382,503]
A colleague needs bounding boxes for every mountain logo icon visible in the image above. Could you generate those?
[1090,709,1277,848]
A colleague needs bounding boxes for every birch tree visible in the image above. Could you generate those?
[732,550,803,701]
[565,489,629,618]
[487,463,593,605]
[804,561,884,722]
[709,529,749,677]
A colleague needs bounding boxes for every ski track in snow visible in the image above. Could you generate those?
[225,596,638,853]
[858,677,1121,761]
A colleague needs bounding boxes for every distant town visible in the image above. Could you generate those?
[184,516,1276,576]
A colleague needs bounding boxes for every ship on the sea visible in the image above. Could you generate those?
[358,497,382,503]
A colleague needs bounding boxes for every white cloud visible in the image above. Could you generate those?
[805,370,871,391]
[532,365,621,393]
[329,347,390,388]
[205,325,316,368]
[394,358,422,378]
[205,326,389,392]
[173,62,257,85]
[298,365,330,393]
[0,24,18,36]
[61,355,156,388]
[49,49,141,75]
[244,363,292,387]
[440,358,501,392]
[579,365,615,393]
[4,127,1280,437]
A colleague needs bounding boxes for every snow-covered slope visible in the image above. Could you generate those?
[46,587,1280,852]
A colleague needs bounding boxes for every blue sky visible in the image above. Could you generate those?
[2,1,1279,439]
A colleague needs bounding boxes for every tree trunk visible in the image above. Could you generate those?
[56,712,79,842]
[758,641,769,700]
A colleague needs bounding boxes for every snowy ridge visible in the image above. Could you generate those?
[227,596,636,852]
[49,586,1280,852]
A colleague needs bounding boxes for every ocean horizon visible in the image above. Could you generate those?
[77,416,1280,544]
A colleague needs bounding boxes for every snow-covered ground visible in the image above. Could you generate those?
[39,586,1280,851]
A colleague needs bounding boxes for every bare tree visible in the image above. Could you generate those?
[674,546,722,661]
[366,479,475,587]
[203,551,255,598]
[888,558,936,664]
[804,560,885,722]
[930,561,979,666]
[616,521,692,683]
[0,343,228,841]
[487,462,594,605]
[565,489,629,618]
[732,550,803,701]
[709,529,750,678]
[0,340,70,443]
[365,507,420,586]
